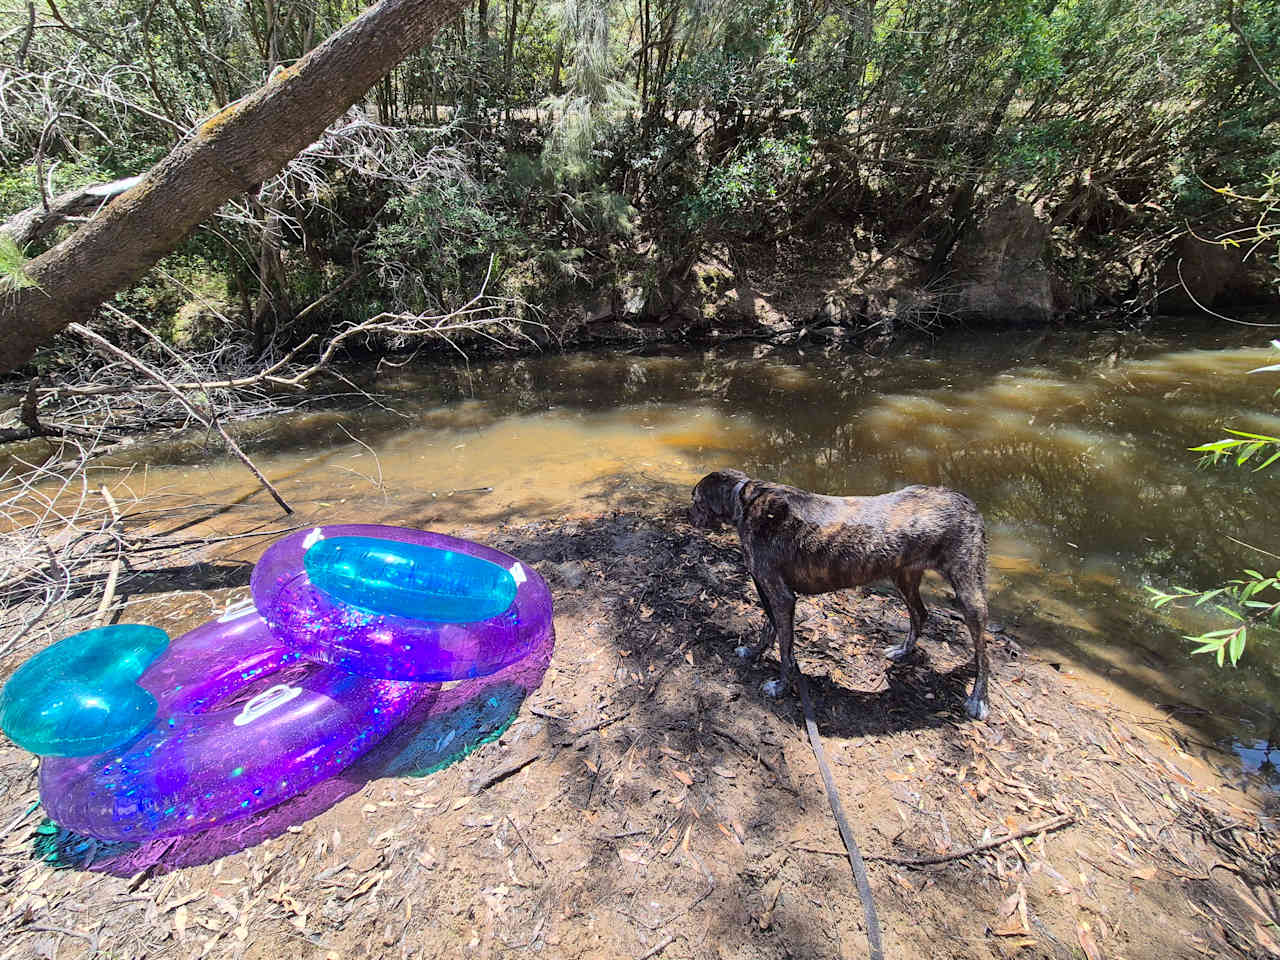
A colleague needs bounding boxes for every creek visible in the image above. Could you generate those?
[84,315,1280,788]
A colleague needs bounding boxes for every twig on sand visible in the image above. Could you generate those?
[712,725,799,795]
[637,933,677,960]
[860,813,1076,868]
[90,553,121,628]
[90,485,123,628]
[556,713,626,746]
[468,751,542,795]
[505,815,548,874]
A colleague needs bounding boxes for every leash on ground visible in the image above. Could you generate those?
[794,668,885,960]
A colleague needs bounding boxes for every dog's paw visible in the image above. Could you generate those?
[761,678,787,698]
[883,642,915,662]
[964,694,989,721]
[734,645,758,660]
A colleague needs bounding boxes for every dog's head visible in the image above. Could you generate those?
[689,469,750,529]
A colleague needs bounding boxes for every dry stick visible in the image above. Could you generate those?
[793,669,884,960]
[36,335,319,398]
[103,308,297,515]
[637,933,677,960]
[860,813,1076,868]
[468,751,542,795]
[90,484,124,628]
[67,322,293,515]
[90,554,121,628]
[126,525,306,553]
[38,259,530,402]
[504,815,547,875]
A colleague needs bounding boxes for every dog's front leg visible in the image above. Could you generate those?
[758,581,796,699]
[737,575,778,661]
[885,569,928,662]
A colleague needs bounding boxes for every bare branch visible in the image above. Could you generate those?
[1,175,143,246]
[67,317,295,515]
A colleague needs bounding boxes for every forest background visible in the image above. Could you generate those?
[0,0,1277,383]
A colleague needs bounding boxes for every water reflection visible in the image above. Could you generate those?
[54,317,1280,750]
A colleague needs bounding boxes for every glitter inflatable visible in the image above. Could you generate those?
[36,607,423,841]
[253,524,553,682]
[0,524,554,844]
[0,624,169,757]
[304,536,518,623]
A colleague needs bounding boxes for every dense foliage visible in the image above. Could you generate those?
[0,0,1277,353]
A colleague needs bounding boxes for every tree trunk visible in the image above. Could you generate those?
[0,0,471,375]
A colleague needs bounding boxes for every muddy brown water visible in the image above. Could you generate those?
[75,315,1280,792]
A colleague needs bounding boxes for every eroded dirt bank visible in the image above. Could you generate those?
[1,506,1278,960]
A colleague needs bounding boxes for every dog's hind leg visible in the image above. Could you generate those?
[944,560,990,721]
[737,575,779,661]
[885,568,927,662]
[759,580,796,698]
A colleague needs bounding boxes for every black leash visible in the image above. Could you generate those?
[793,669,885,960]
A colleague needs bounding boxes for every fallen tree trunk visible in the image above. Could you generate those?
[0,0,469,375]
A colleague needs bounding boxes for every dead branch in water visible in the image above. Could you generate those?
[68,317,294,516]
[23,257,533,405]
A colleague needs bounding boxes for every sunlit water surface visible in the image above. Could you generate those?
[57,316,1280,785]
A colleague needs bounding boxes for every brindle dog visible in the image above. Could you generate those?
[690,469,991,720]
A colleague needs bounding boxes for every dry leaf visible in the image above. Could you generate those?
[659,830,679,857]
[1255,921,1280,957]
[992,917,1031,937]
[174,905,189,939]
[160,893,203,914]
[999,888,1021,919]
[1130,866,1157,882]
[1076,918,1104,960]
[671,768,693,786]
[992,884,1030,936]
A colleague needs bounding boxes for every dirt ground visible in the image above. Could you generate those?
[2,504,1279,960]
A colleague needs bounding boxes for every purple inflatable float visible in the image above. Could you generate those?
[254,525,549,682]
[1,525,554,842]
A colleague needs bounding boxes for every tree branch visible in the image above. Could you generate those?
[0,0,474,374]
[67,319,294,516]
[1,175,143,247]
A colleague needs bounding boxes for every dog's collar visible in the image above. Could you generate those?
[730,478,748,523]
